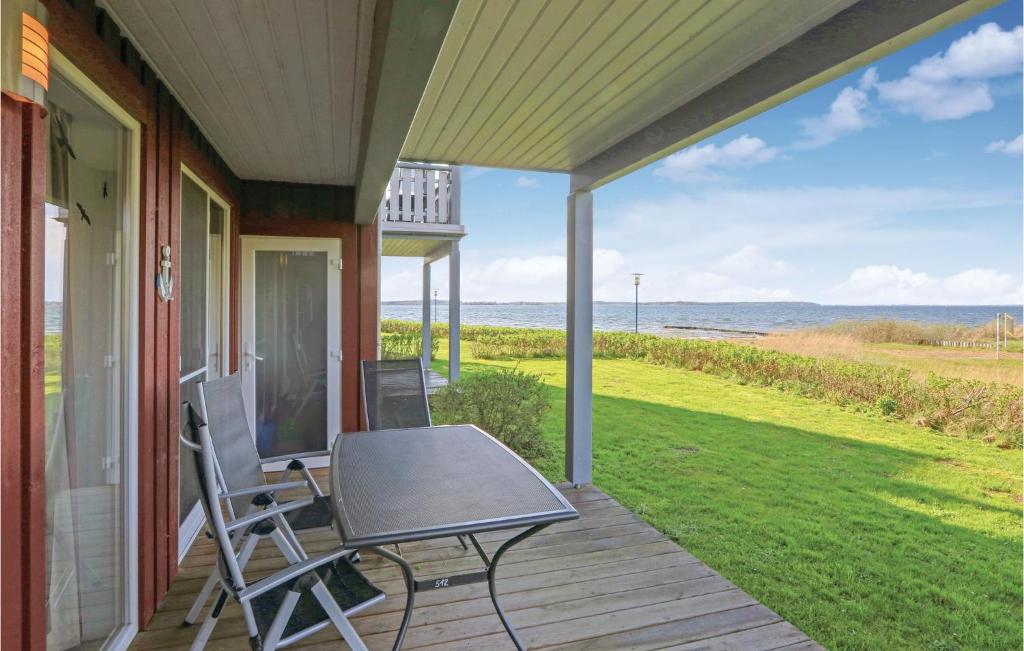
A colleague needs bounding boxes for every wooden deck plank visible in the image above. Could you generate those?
[662,621,816,650]
[130,471,817,651]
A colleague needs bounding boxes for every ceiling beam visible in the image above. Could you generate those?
[354,0,458,224]
[569,0,998,193]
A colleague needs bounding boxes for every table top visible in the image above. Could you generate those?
[329,424,578,547]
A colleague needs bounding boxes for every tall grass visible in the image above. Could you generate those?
[383,320,1022,447]
[816,318,1021,345]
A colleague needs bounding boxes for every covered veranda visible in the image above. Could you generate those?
[0,0,999,649]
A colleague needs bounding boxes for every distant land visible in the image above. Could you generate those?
[383,300,1016,307]
[381,301,1023,335]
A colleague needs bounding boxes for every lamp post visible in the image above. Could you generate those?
[632,273,644,333]
[433,289,439,322]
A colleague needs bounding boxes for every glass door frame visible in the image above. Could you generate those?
[49,47,142,651]
[239,236,342,471]
[177,165,232,559]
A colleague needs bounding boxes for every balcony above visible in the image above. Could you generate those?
[380,162,465,259]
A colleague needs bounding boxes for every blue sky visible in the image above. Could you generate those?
[383,3,1023,305]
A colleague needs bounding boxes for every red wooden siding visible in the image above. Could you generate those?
[1,91,48,651]
[40,0,242,629]
[5,4,379,644]
[239,181,379,434]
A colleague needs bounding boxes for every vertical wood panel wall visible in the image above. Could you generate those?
[3,4,382,643]
[0,91,48,651]
[30,0,243,632]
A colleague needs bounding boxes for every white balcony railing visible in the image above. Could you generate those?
[379,162,458,225]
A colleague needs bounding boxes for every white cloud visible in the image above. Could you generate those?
[383,181,1020,305]
[655,135,780,182]
[457,248,625,302]
[942,268,1020,300]
[835,265,1022,304]
[514,176,541,189]
[985,134,1023,155]
[875,23,1023,121]
[796,71,877,148]
[847,265,931,293]
[715,245,791,277]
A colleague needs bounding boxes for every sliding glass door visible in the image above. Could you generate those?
[43,67,137,650]
[178,170,231,555]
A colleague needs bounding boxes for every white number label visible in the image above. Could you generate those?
[434,578,450,589]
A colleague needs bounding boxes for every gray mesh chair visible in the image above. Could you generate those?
[361,358,468,552]
[180,404,382,651]
[361,359,432,430]
[183,374,342,628]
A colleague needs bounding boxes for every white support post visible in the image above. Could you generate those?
[449,241,461,382]
[566,183,593,486]
[422,261,431,369]
[376,214,383,359]
[449,166,462,382]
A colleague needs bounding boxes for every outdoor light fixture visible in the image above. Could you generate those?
[632,273,644,333]
[21,13,49,90]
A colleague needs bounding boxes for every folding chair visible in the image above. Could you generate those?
[183,374,356,630]
[360,359,433,431]
[361,359,468,552]
[180,404,382,651]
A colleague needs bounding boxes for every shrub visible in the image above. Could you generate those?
[430,368,550,459]
[875,395,899,416]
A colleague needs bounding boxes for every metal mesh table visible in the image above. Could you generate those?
[330,424,578,650]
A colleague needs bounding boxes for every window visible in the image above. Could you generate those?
[178,171,231,548]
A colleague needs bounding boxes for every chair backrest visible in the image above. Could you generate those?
[198,374,267,517]
[180,402,249,598]
[361,359,432,431]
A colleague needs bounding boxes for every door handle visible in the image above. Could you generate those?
[243,343,264,368]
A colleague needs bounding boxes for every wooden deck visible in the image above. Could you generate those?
[131,471,821,650]
[425,370,448,394]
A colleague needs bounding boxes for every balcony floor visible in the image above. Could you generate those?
[131,469,821,650]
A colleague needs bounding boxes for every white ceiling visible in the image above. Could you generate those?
[105,0,375,185]
[403,0,858,171]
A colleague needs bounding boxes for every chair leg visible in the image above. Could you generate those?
[457,535,469,550]
[310,579,368,651]
[270,527,304,564]
[189,590,228,651]
[186,532,261,626]
[184,567,220,625]
[299,464,325,497]
[262,589,301,650]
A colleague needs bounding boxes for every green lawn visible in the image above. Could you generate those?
[432,342,1022,651]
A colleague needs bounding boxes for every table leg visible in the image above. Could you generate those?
[487,524,549,650]
[369,524,550,651]
[367,545,416,651]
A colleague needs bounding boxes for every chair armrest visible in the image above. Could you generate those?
[260,449,330,464]
[236,546,352,603]
[221,480,309,500]
[224,497,315,533]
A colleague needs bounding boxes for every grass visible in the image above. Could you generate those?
[404,324,1021,447]
[431,340,1023,651]
[750,331,1023,387]
[814,318,1022,348]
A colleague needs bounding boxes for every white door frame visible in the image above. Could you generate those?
[240,236,342,471]
[50,47,141,651]
[177,165,232,560]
